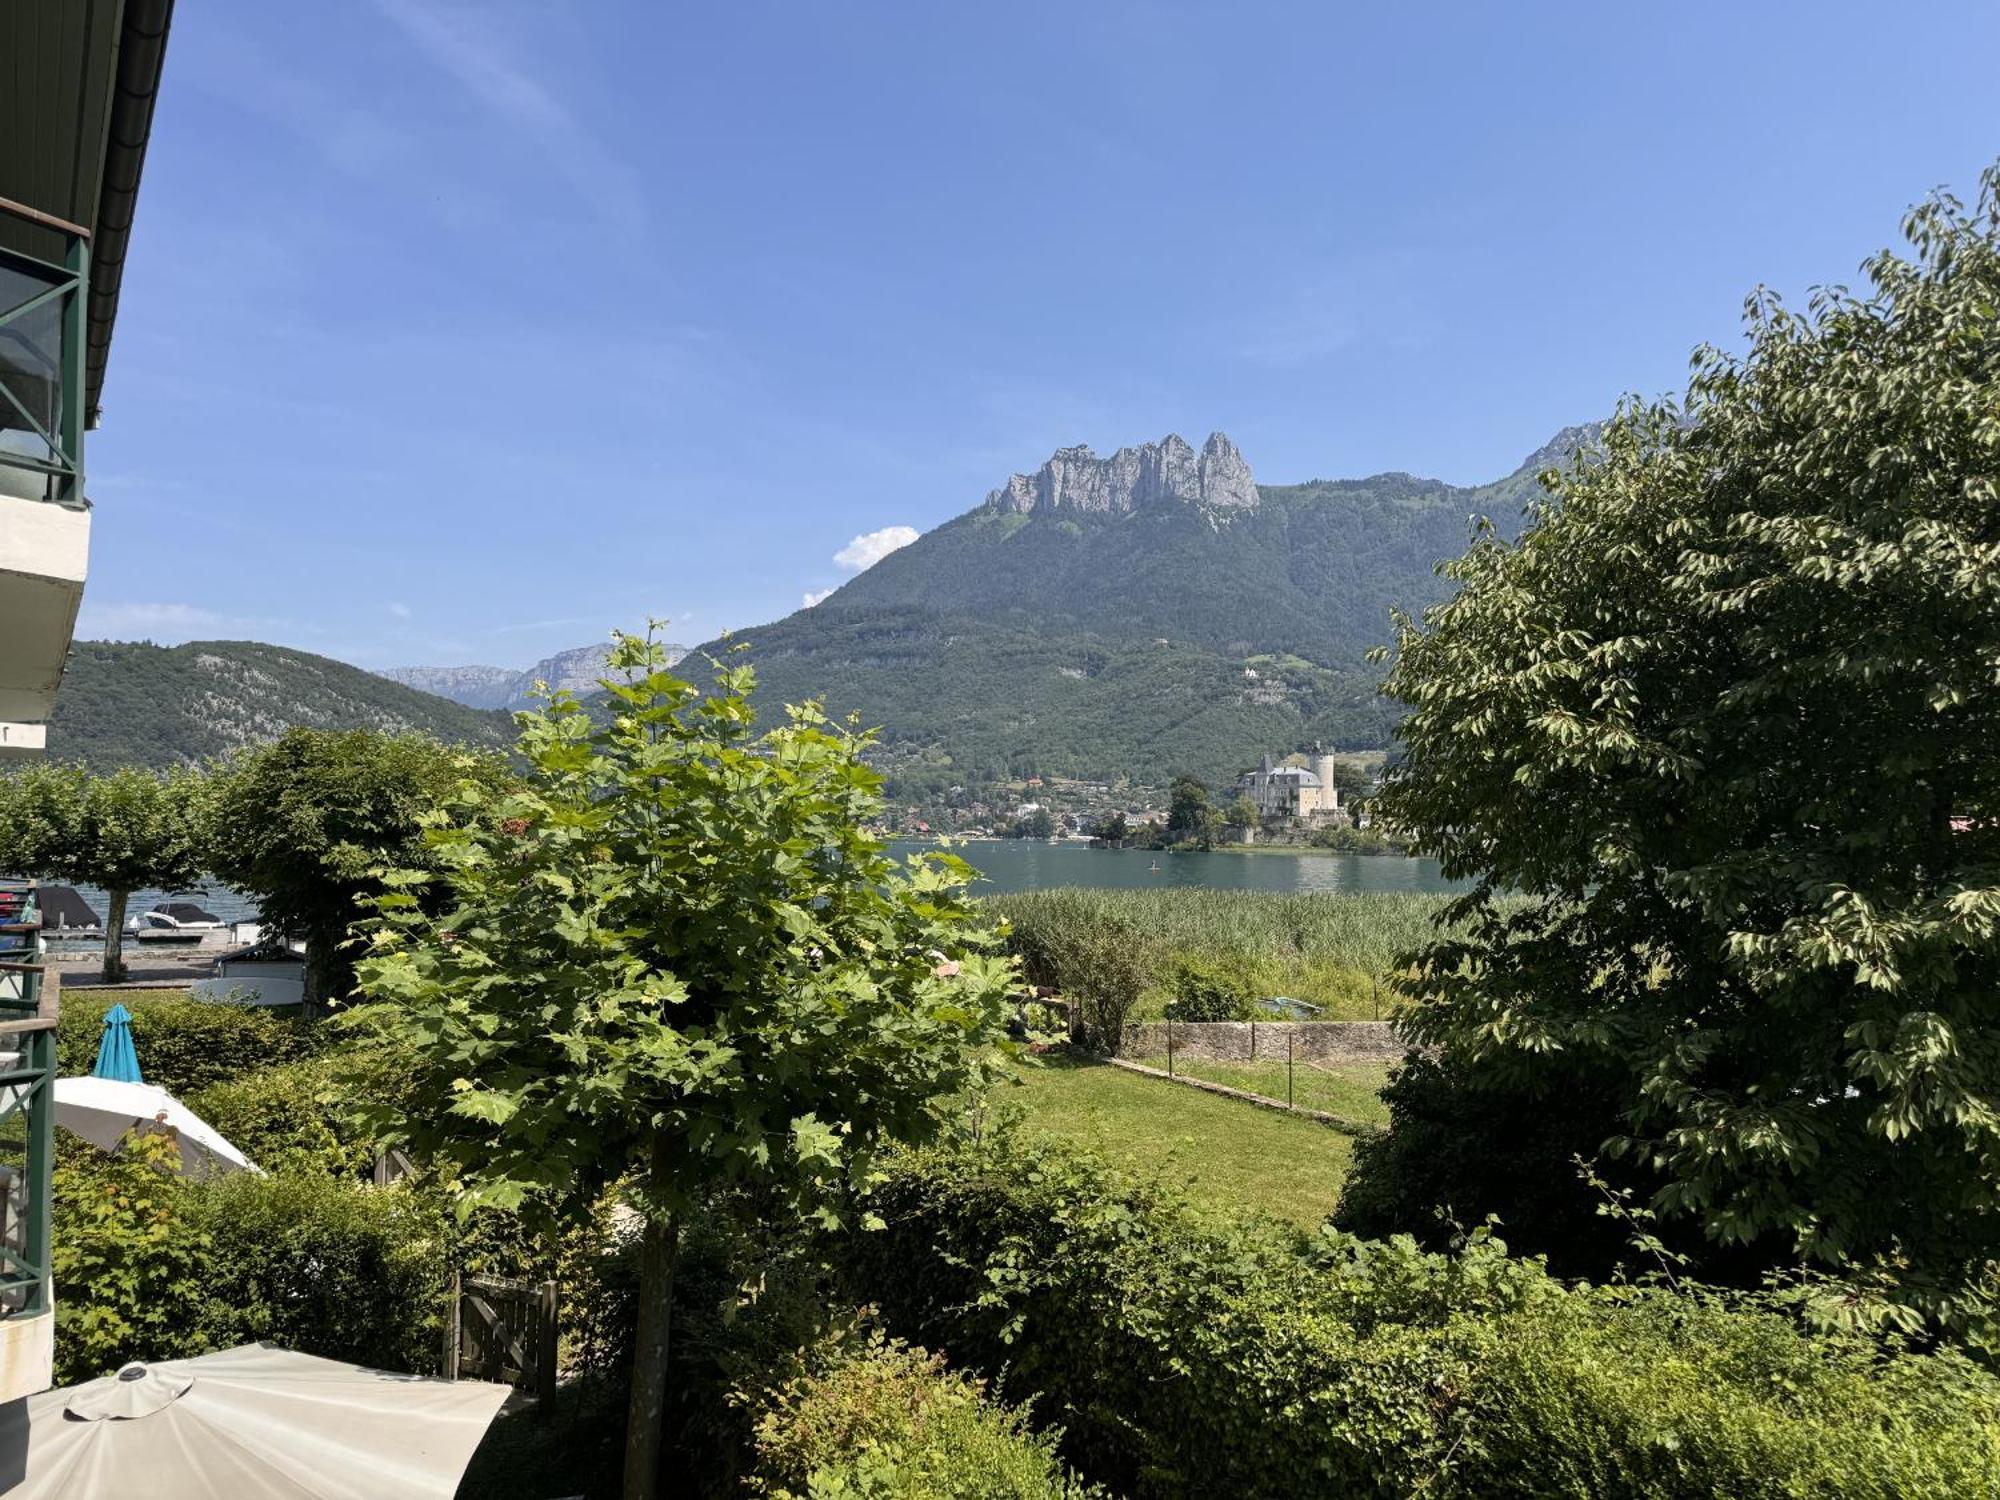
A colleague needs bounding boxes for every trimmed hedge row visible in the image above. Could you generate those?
[839,1135,2000,1499]
[56,990,322,1096]
[51,1136,445,1384]
[749,1335,1102,1499]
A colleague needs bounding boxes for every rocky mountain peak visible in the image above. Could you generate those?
[380,639,687,711]
[985,431,1258,515]
[1515,421,1606,477]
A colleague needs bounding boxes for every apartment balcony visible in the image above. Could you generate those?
[0,210,91,758]
[0,882,56,1403]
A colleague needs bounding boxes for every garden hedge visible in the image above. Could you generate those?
[838,1134,2000,1499]
[56,990,321,1096]
[185,1055,375,1179]
[51,1147,446,1384]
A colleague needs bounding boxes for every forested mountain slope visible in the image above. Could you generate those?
[49,640,514,769]
[687,430,1570,789]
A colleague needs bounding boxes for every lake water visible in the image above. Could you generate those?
[45,847,1460,931]
[891,840,1465,896]
[58,884,261,929]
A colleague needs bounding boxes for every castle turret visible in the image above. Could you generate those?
[1313,751,1338,809]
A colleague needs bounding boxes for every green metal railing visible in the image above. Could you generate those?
[0,197,88,509]
[0,882,54,1320]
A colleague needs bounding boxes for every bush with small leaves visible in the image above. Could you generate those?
[837,1131,2000,1498]
[750,1333,1102,1499]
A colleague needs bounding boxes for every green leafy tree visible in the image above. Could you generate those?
[0,763,208,982]
[1378,169,2000,1346]
[1095,811,1129,845]
[1327,760,1371,807]
[1016,806,1055,840]
[203,729,502,1009]
[1166,775,1218,850]
[348,633,1016,1500]
[1225,794,1261,831]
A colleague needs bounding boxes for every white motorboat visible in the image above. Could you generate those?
[131,899,227,945]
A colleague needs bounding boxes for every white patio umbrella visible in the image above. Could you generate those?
[52,1076,260,1177]
[0,1344,512,1498]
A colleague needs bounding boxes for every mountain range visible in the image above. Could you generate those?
[47,640,515,770]
[44,428,1583,784]
[674,429,1566,795]
[378,641,687,710]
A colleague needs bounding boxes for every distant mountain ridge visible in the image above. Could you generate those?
[375,663,517,709]
[49,640,515,770]
[381,640,688,711]
[685,428,1575,793]
[40,429,1588,787]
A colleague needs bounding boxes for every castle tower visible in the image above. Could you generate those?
[1312,750,1338,811]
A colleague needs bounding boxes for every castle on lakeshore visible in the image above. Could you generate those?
[1236,747,1343,822]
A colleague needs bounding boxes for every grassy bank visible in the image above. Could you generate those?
[1131,1054,1392,1127]
[991,887,1449,1019]
[990,1054,1355,1227]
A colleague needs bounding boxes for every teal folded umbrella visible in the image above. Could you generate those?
[90,1004,143,1084]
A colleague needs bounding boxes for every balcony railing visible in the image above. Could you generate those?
[0,881,55,1330]
[0,197,88,509]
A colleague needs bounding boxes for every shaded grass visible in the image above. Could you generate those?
[988,1054,1353,1229]
[1132,1055,1392,1127]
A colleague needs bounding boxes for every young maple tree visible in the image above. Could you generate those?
[349,632,1016,1500]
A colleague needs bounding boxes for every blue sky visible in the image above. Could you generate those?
[81,0,2000,669]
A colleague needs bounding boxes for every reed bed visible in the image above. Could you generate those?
[987,888,1455,1021]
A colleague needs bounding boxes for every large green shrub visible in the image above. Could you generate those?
[1332,1050,1650,1277]
[57,991,321,1098]
[1376,168,2000,1345]
[51,1135,212,1384]
[186,1056,375,1178]
[750,1334,1102,1499]
[838,1134,2000,1499]
[188,1171,447,1374]
[51,1152,446,1382]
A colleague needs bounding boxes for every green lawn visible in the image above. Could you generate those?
[1131,1055,1391,1127]
[988,1054,1354,1229]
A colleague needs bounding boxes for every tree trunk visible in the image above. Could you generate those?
[622,1179,680,1500]
[101,888,129,985]
[302,927,335,1020]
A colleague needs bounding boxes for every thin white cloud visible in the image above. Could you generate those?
[490,615,597,635]
[834,525,919,573]
[370,0,644,236]
[801,588,836,609]
[76,601,285,641]
[385,601,414,620]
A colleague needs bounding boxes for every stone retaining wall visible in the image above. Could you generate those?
[1117,1019,1403,1066]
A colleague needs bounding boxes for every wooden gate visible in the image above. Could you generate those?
[443,1272,557,1401]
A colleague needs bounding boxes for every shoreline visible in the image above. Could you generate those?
[1210,842,1412,858]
